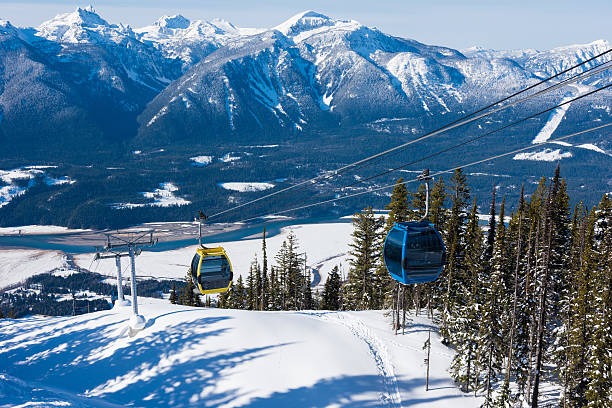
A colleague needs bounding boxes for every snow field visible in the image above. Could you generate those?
[0,167,74,208]
[513,148,573,162]
[113,182,190,209]
[190,155,214,166]
[0,225,90,235]
[0,250,66,289]
[0,299,482,407]
[218,182,275,192]
[75,222,354,289]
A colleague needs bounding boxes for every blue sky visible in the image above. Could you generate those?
[1,0,610,50]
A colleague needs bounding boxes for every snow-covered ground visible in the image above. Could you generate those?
[0,225,90,235]
[190,155,214,166]
[75,222,353,289]
[218,182,275,192]
[219,153,241,163]
[113,182,190,209]
[0,166,74,208]
[0,250,66,289]
[513,148,573,162]
[0,298,482,408]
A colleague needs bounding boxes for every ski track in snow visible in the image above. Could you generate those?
[306,312,403,408]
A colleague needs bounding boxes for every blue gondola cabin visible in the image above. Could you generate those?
[383,221,446,285]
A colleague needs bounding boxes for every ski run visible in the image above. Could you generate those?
[0,299,482,408]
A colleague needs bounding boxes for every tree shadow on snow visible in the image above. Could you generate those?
[0,311,291,407]
[246,375,465,408]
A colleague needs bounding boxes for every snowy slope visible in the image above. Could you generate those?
[75,221,353,289]
[0,250,66,289]
[0,298,483,407]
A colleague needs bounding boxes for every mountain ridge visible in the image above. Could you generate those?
[0,8,610,228]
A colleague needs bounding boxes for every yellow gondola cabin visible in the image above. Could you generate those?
[190,247,233,294]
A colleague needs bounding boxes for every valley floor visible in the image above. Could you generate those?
[0,298,482,408]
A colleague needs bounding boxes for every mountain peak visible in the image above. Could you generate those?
[38,5,109,32]
[69,5,109,27]
[274,10,336,36]
[155,14,190,30]
[36,6,125,43]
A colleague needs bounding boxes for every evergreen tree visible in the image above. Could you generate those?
[409,183,426,221]
[246,257,259,310]
[585,194,612,406]
[450,197,484,393]
[218,281,232,308]
[183,271,195,306]
[274,233,304,310]
[169,283,178,304]
[321,265,342,310]
[303,269,314,310]
[194,292,203,307]
[268,267,279,310]
[345,207,384,310]
[486,186,497,261]
[482,197,509,406]
[500,185,527,406]
[531,165,570,408]
[564,206,597,406]
[261,226,268,310]
[440,168,471,341]
[233,275,247,309]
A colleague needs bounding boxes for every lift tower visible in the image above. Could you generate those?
[95,230,156,331]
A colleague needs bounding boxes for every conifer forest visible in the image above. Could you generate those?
[173,166,612,407]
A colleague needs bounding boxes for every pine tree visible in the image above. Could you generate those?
[557,201,587,406]
[440,168,470,341]
[268,266,279,310]
[233,275,247,309]
[486,186,497,261]
[261,226,268,310]
[183,271,195,306]
[387,178,410,223]
[321,266,342,310]
[345,207,384,310]
[531,165,570,408]
[303,268,314,310]
[585,194,612,406]
[274,233,304,310]
[483,197,510,407]
[169,283,178,304]
[500,185,527,406]
[194,292,203,307]
[450,197,484,393]
[246,257,259,310]
[522,177,548,402]
[409,183,426,221]
[218,281,232,308]
[564,206,597,406]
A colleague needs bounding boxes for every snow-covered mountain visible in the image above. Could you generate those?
[462,39,612,84]
[0,8,610,226]
[136,14,263,69]
[1,7,609,150]
[135,10,611,144]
